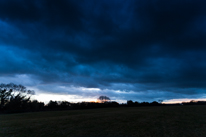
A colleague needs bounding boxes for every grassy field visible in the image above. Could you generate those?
[1,105,206,137]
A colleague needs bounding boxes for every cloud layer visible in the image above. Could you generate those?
[0,0,206,102]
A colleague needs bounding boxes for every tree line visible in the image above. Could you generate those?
[1,83,205,114]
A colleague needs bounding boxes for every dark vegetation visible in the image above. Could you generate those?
[1,83,206,114]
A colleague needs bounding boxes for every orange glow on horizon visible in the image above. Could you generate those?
[88,100,106,103]
[163,98,206,104]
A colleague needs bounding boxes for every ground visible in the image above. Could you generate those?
[1,105,206,137]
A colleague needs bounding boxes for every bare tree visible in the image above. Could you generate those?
[0,83,35,109]
[98,96,110,103]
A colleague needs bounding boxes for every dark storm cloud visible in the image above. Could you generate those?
[0,0,206,101]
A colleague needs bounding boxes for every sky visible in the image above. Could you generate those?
[0,0,206,103]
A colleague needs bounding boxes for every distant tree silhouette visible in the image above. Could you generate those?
[0,83,34,111]
[150,101,159,106]
[127,100,134,106]
[29,100,44,111]
[59,101,71,109]
[98,96,111,103]
[5,93,31,112]
[47,100,58,109]
[134,101,140,106]
[141,101,150,106]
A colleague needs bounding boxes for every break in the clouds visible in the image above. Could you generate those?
[0,0,206,102]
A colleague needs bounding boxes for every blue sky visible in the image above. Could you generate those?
[0,0,206,103]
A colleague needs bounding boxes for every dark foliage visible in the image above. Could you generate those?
[0,83,35,113]
[127,100,163,107]
[47,100,58,109]
[182,100,206,105]
[29,100,44,111]
[1,84,206,114]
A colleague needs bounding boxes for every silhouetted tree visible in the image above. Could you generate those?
[0,89,12,109]
[0,83,35,111]
[150,101,159,106]
[98,96,111,103]
[141,101,150,106]
[5,93,31,112]
[47,100,58,109]
[59,101,71,109]
[109,101,119,107]
[127,100,134,106]
[29,100,44,111]
[134,101,140,106]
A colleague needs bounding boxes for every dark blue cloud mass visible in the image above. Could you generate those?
[0,0,206,102]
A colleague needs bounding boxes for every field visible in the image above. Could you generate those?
[1,105,206,137]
